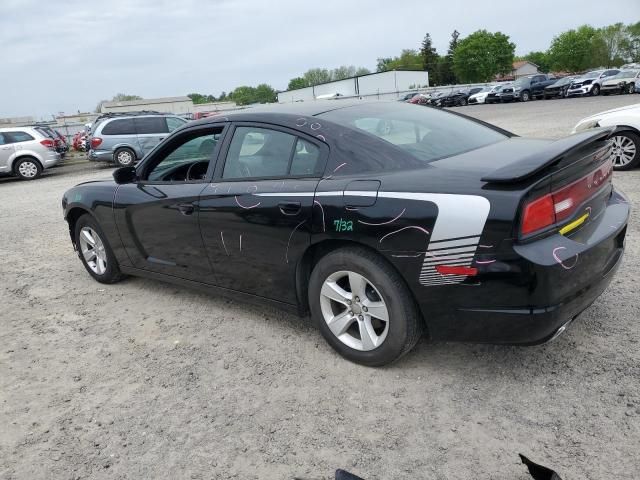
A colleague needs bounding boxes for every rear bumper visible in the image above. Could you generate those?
[420,188,629,344]
[88,149,113,162]
[42,152,61,169]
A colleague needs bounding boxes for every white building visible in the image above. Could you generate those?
[100,96,194,114]
[277,70,429,103]
[510,61,540,78]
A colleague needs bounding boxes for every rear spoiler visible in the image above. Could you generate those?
[481,127,615,184]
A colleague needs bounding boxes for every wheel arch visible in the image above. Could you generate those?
[294,239,428,335]
[11,154,43,173]
[611,124,640,136]
[65,206,95,250]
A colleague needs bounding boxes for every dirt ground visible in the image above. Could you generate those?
[1,95,639,480]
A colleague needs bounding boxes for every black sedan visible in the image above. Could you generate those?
[62,101,629,366]
[543,76,575,99]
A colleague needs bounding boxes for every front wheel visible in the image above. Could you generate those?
[458,97,467,106]
[520,90,530,102]
[610,132,640,171]
[591,84,600,96]
[627,83,635,94]
[309,247,423,366]
[74,214,125,283]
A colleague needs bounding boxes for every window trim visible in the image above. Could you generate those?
[135,124,229,185]
[212,122,329,183]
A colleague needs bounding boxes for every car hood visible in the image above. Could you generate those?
[578,102,640,122]
[469,92,488,99]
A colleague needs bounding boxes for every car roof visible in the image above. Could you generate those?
[188,100,370,127]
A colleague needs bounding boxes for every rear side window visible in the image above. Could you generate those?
[321,102,506,164]
[135,117,169,134]
[102,118,136,135]
[166,117,187,132]
[223,127,295,179]
[4,131,35,143]
[0,133,6,145]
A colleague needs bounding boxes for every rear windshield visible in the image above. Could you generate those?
[320,102,507,163]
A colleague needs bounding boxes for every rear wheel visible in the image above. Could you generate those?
[14,157,42,180]
[114,148,136,167]
[309,246,423,366]
[74,214,125,283]
[610,131,639,171]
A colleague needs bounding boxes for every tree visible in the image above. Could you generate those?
[254,84,277,103]
[332,65,357,80]
[596,23,628,67]
[622,21,640,62]
[439,30,460,84]
[420,33,440,84]
[376,57,393,72]
[95,93,143,112]
[386,49,423,70]
[548,25,600,71]
[187,93,216,104]
[452,30,515,82]
[303,68,332,86]
[522,51,551,73]
[287,77,308,90]
[355,67,371,76]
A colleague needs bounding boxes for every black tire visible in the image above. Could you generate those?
[610,131,640,171]
[627,83,635,94]
[309,246,423,367]
[458,97,467,106]
[74,214,125,284]
[114,147,136,167]
[14,157,42,180]
[520,90,530,102]
[591,84,600,96]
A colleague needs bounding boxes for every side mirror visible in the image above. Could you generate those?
[113,166,137,184]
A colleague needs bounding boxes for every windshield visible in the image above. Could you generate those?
[513,78,530,87]
[320,102,507,163]
[581,70,604,78]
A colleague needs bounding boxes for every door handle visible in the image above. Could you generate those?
[177,203,195,215]
[278,201,301,215]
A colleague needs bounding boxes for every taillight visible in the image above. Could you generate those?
[91,137,103,149]
[520,158,613,237]
[40,139,55,149]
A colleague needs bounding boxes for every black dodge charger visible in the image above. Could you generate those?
[62,101,629,366]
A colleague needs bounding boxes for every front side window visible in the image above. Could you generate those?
[135,117,169,134]
[146,129,221,182]
[222,127,297,179]
[5,131,35,143]
[102,118,136,135]
[321,102,507,163]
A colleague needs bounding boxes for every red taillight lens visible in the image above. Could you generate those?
[521,159,613,236]
[40,139,55,148]
[90,137,103,149]
[521,193,555,236]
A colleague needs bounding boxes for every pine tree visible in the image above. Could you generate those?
[420,33,440,85]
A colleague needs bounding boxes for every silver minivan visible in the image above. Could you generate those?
[0,126,61,180]
[88,113,187,166]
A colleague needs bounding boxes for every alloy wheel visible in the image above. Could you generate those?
[79,226,108,275]
[18,161,38,178]
[611,135,637,168]
[319,271,389,351]
[117,150,133,165]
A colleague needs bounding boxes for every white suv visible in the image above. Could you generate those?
[0,127,61,180]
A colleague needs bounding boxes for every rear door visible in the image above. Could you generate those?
[0,133,15,173]
[134,117,169,157]
[198,123,328,304]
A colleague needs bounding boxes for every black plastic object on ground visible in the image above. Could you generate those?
[520,454,564,480]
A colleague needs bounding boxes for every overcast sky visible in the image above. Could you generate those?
[1,0,638,118]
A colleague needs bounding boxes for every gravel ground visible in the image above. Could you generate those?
[1,95,639,480]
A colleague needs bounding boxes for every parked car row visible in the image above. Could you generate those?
[406,68,639,109]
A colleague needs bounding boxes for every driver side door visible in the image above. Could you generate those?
[113,124,226,283]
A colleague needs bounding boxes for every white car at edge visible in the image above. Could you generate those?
[468,85,498,105]
[572,103,640,170]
